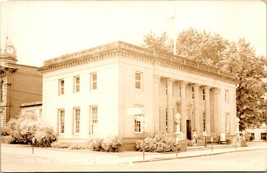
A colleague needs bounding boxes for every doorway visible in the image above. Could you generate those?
[187,120,192,140]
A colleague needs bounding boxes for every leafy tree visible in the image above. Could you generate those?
[231,39,267,130]
[143,29,267,130]
[143,31,173,53]
[176,28,227,68]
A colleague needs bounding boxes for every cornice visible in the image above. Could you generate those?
[38,41,236,84]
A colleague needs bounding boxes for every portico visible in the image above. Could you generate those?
[156,77,227,139]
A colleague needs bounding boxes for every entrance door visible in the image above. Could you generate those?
[187,120,192,140]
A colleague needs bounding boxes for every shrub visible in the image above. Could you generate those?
[69,143,87,150]
[1,125,10,136]
[51,141,70,148]
[101,136,122,152]
[88,136,122,152]
[88,138,103,151]
[1,135,15,144]
[17,117,38,143]
[1,118,19,138]
[1,114,57,147]
[34,122,57,147]
[136,133,177,152]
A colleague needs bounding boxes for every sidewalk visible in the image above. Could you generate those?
[131,142,267,163]
[1,142,267,165]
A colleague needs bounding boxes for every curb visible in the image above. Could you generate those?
[132,146,267,164]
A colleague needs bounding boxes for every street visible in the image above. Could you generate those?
[1,144,266,172]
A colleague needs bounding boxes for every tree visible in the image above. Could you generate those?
[143,29,267,130]
[143,31,173,53]
[231,39,267,130]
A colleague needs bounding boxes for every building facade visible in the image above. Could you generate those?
[39,41,237,146]
[0,39,42,125]
[20,101,42,118]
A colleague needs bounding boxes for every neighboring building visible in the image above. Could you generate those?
[0,38,42,126]
[39,41,237,148]
[246,123,267,141]
[20,101,42,118]
[246,82,267,141]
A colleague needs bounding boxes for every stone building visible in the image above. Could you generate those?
[39,41,237,148]
[0,39,42,125]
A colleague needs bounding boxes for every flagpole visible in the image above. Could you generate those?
[173,36,177,55]
[167,11,177,55]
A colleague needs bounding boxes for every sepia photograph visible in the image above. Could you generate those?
[0,0,266,172]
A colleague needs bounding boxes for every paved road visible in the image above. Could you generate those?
[1,147,266,171]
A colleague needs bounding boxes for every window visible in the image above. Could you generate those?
[202,88,205,100]
[225,113,230,133]
[90,106,98,134]
[58,79,64,95]
[73,76,80,93]
[58,109,65,133]
[179,85,181,97]
[134,117,141,132]
[135,72,142,89]
[261,133,267,140]
[0,80,3,102]
[134,105,143,133]
[203,112,206,131]
[250,133,255,141]
[73,108,80,134]
[166,108,168,131]
[165,82,168,95]
[90,73,97,90]
[192,87,194,99]
[225,90,229,103]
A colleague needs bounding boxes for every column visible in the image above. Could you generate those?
[154,75,161,132]
[180,81,187,134]
[205,86,211,134]
[212,88,220,135]
[167,78,174,133]
[193,84,200,133]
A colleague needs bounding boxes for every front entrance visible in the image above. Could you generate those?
[187,120,192,140]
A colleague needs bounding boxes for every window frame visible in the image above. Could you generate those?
[73,107,81,134]
[58,79,64,95]
[135,72,142,90]
[58,109,65,134]
[261,133,267,140]
[202,88,205,100]
[203,112,206,131]
[0,80,4,102]
[250,133,255,140]
[89,105,98,135]
[73,75,80,93]
[90,73,97,90]
[134,105,144,133]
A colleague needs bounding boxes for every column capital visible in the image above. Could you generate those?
[166,78,175,84]
[200,85,211,90]
[179,80,188,86]
[205,86,211,89]
[211,87,220,94]
[192,83,200,88]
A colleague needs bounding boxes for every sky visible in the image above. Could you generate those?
[0,0,266,67]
